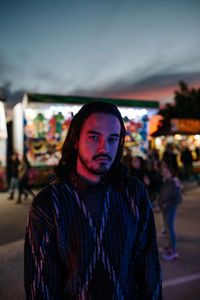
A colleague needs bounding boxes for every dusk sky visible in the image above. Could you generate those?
[1,0,200,107]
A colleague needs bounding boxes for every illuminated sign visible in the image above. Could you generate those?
[171,119,200,133]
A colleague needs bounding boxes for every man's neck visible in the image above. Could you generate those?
[76,171,102,185]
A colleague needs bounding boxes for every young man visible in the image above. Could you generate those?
[24,101,162,299]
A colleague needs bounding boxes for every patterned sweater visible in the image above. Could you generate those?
[24,176,162,299]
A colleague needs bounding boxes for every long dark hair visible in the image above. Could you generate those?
[54,101,128,186]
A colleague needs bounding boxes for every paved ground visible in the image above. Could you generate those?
[0,192,32,300]
[0,182,200,300]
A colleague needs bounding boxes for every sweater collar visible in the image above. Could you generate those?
[70,170,105,194]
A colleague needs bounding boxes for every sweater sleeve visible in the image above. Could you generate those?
[24,188,62,300]
[132,181,162,299]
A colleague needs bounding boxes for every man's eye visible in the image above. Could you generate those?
[108,137,119,144]
[89,136,99,141]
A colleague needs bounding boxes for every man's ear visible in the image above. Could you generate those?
[74,138,78,149]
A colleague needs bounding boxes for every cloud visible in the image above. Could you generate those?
[0,50,23,83]
[71,71,200,101]
[0,53,11,81]
[0,51,26,107]
[33,69,60,82]
[114,71,200,93]
[70,44,200,101]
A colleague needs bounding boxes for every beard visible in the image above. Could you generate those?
[78,152,111,175]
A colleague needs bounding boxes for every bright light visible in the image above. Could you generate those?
[25,104,152,122]
[155,137,162,147]
[119,108,148,119]
[44,110,53,119]
[25,104,82,120]
[138,109,148,117]
[25,108,37,119]
[174,134,182,140]
[47,104,81,118]
[167,136,174,143]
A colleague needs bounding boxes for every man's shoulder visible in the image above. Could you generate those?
[121,175,150,208]
[122,175,147,195]
[31,184,53,208]
[32,181,71,207]
[126,175,145,187]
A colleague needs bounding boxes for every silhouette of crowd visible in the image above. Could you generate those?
[121,143,198,200]
[121,143,198,261]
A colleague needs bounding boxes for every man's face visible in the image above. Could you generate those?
[12,154,17,160]
[75,113,121,182]
[132,157,140,169]
[162,167,172,180]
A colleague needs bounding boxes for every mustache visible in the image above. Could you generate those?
[93,154,112,161]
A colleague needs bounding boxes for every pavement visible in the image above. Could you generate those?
[0,191,32,300]
[0,182,200,300]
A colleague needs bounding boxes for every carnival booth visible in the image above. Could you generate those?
[0,100,8,190]
[13,93,158,185]
[152,118,200,172]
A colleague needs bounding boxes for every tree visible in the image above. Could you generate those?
[159,81,200,120]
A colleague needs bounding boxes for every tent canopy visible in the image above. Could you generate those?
[23,93,159,109]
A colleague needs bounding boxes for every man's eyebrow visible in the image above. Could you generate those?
[87,131,120,137]
[110,133,120,137]
[87,130,101,135]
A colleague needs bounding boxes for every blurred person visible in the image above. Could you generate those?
[181,146,193,181]
[162,144,178,175]
[129,156,151,188]
[24,101,162,299]
[147,149,159,169]
[7,152,20,200]
[149,159,163,210]
[121,146,132,169]
[160,165,183,261]
[16,154,35,204]
[195,145,200,161]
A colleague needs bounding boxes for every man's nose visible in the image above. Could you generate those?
[97,139,109,153]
